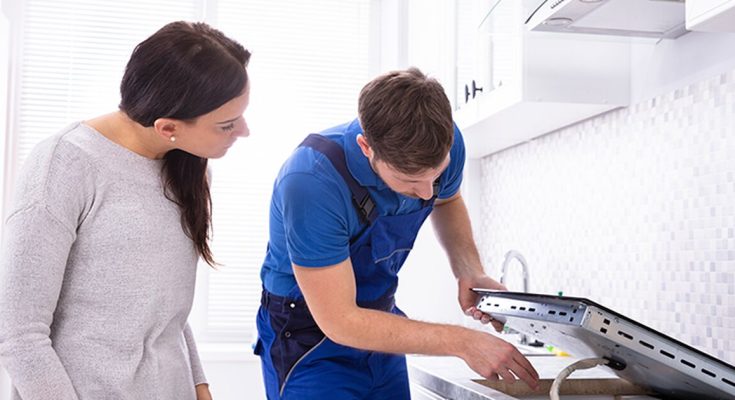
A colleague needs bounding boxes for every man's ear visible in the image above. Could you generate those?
[153,118,180,142]
[356,134,373,158]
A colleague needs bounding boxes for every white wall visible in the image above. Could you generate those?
[197,347,265,400]
[475,31,735,364]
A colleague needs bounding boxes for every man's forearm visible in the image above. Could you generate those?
[325,306,473,358]
[431,193,484,279]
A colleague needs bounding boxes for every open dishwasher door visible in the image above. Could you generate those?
[473,289,735,400]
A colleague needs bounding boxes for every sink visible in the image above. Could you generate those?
[471,354,660,400]
[407,355,662,400]
[472,377,653,399]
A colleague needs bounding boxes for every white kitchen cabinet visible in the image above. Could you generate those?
[454,0,630,158]
[686,0,735,32]
[454,0,492,109]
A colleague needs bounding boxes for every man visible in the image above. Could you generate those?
[255,68,539,399]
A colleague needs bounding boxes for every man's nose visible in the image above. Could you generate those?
[415,181,434,200]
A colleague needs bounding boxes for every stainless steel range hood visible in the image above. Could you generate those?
[525,0,688,39]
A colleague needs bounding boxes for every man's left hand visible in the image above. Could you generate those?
[458,274,507,332]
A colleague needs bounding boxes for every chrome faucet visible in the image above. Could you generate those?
[500,250,529,293]
[499,250,529,345]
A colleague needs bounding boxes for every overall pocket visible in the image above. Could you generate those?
[267,297,326,389]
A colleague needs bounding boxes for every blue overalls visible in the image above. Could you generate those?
[255,134,439,399]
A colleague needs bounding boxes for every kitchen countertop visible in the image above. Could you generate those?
[407,352,660,400]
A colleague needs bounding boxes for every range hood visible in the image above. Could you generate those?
[525,0,688,39]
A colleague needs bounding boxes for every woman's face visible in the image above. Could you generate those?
[176,83,251,159]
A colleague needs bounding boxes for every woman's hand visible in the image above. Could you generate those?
[458,273,507,332]
[196,383,212,400]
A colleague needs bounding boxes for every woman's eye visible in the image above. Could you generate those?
[221,123,235,132]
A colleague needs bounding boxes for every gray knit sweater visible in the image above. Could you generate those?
[0,122,207,399]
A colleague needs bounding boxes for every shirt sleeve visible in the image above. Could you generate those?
[0,204,80,400]
[0,139,93,400]
[183,323,207,386]
[277,170,352,267]
[437,123,466,199]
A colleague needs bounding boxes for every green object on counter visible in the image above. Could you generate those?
[557,290,564,297]
[545,343,571,357]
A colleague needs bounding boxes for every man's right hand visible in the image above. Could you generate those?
[456,328,540,390]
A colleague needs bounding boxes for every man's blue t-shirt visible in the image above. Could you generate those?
[260,118,466,297]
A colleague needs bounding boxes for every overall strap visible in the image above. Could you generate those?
[299,134,378,224]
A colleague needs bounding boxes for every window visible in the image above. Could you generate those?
[5,0,198,184]
[4,0,375,345]
[199,0,373,343]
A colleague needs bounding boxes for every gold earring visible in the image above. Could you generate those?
[170,136,176,142]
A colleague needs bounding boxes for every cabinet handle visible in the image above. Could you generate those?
[464,80,484,103]
[472,80,483,98]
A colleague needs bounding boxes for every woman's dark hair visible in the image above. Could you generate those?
[119,21,251,266]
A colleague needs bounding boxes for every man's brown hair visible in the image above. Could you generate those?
[358,67,453,174]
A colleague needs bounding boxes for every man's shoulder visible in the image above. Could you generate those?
[451,122,465,148]
[274,142,352,205]
[279,144,338,180]
[449,123,466,163]
[277,123,355,182]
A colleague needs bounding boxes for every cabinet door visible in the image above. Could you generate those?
[455,0,488,109]
[405,0,457,104]
[456,0,525,110]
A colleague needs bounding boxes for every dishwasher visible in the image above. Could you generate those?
[473,290,735,400]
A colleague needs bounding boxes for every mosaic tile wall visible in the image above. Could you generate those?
[477,68,735,363]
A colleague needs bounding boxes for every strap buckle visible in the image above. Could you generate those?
[356,195,375,222]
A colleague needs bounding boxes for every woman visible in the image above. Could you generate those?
[0,21,250,399]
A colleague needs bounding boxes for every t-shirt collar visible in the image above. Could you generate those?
[343,118,388,191]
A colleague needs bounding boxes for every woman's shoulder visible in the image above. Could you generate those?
[20,123,100,183]
[29,122,100,164]
[13,123,100,205]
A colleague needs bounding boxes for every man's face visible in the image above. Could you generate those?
[370,155,450,200]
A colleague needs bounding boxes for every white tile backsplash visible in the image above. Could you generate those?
[478,68,735,364]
